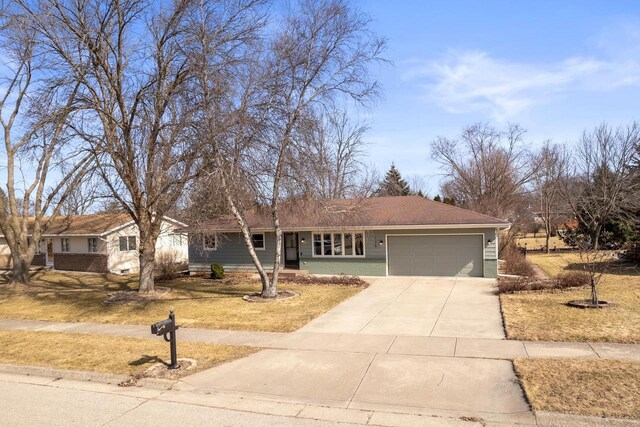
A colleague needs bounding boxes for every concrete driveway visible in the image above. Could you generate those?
[180,277,534,424]
[299,276,505,339]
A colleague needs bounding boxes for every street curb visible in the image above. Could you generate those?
[0,363,177,390]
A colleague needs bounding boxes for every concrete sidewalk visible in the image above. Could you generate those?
[2,317,639,361]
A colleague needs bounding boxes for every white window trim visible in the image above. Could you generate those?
[88,237,98,253]
[203,235,217,251]
[252,232,266,251]
[118,235,137,252]
[61,238,70,253]
[311,231,366,258]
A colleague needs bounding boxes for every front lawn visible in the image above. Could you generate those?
[500,253,640,343]
[514,358,640,419]
[0,329,256,377]
[0,271,365,332]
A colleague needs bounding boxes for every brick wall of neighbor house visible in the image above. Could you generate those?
[54,253,108,273]
[188,227,499,277]
[31,254,46,266]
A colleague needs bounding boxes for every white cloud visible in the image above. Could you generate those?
[405,46,640,121]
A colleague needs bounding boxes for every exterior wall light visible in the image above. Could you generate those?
[379,240,384,246]
[300,237,305,243]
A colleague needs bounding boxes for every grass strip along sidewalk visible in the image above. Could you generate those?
[515,358,640,419]
[0,330,257,378]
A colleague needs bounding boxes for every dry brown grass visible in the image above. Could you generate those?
[516,233,569,250]
[514,358,640,419]
[501,253,640,343]
[0,330,257,377]
[0,271,364,332]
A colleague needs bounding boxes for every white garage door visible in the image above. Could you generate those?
[387,235,483,277]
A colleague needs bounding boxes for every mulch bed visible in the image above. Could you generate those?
[567,300,614,309]
[242,289,298,302]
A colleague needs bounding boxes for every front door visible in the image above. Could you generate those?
[284,232,299,269]
[46,239,54,265]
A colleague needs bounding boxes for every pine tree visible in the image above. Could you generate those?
[376,163,411,196]
[433,195,442,202]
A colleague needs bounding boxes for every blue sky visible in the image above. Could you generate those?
[357,0,640,195]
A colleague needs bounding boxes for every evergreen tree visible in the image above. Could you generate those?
[433,195,442,202]
[376,163,411,196]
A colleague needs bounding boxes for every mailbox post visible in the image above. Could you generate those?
[151,310,179,369]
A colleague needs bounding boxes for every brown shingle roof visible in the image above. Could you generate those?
[0,213,132,237]
[43,213,133,235]
[189,196,510,232]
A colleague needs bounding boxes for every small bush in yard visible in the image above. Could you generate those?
[497,272,590,294]
[502,245,536,277]
[210,263,224,280]
[155,250,184,281]
[555,271,590,288]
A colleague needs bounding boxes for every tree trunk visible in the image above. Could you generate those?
[138,245,156,293]
[545,231,551,254]
[10,253,31,285]
[219,177,273,296]
[137,221,160,293]
[591,224,602,250]
[591,276,599,306]
[265,224,281,299]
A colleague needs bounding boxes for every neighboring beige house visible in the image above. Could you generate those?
[0,214,188,274]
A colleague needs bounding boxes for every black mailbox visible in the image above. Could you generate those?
[150,310,179,369]
[151,318,175,336]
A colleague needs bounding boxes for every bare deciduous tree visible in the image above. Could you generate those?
[0,7,90,284]
[198,0,385,298]
[532,142,569,253]
[575,241,616,306]
[560,122,640,250]
[20,0,201,292]
[287,110,372,199]
[431,122,539,219]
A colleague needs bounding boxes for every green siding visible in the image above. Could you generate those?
[302,258,386,276]
[484,259,498,278]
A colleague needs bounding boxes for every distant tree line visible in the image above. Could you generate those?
[430,122,640,254]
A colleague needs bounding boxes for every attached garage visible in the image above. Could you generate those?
[387,234,484,277]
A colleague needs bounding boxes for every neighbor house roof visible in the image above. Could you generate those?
[1,213,187,237]
[188,196,510,232]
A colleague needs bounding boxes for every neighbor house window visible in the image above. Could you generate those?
[61,238,70,253]
[203,235,217,251]
[87,238,98,253]
[119,236,137,252]
[252,233,265,250]
[170,233,185,247]
[312,232,364,257]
